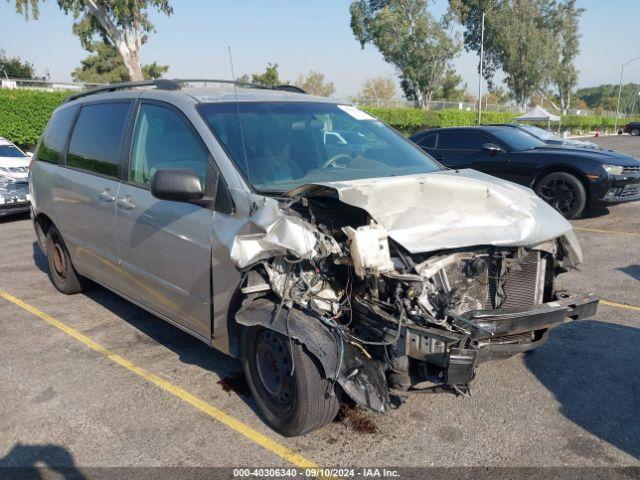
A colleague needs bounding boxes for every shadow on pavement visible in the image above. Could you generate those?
[617,264,640,281]
[581,206,610,219]
[31,242,259,415]
[0,212,30,224]
[525,319,640,460]
[0,443,86,479]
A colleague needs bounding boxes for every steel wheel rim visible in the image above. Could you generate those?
[539,179,578,214]
[255,330,294,411]
[51,240,67,278]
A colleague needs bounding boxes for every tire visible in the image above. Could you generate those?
[241,327,340,436]
[535,172,587,219]
[631,128,640,136]
[46,225,88,294]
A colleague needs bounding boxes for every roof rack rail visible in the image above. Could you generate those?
[65,78,306,103]
[66,79,180,103]
[174,79,306,94]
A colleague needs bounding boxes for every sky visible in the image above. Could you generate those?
[1,0,639,99]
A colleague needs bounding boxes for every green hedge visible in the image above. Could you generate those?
[364,106,638,135]
[0,89,637,148]
[0,89,69,147]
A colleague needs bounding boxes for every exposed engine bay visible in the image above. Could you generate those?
[232,173,599,412]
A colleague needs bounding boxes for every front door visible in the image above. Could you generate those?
[115,102,214,339]
[435,130,508,179]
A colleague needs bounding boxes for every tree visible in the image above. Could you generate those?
[295,71,335,97]
[0,49,37,78]
[71,40,168,83]
[434,68,467,100]
[549,0,584,114]
[357,76,397,105]
[250,62,281,86]
[11,0,172,81]
[451,0,557,107]
[575,83,639,113]
[350,0,461,108]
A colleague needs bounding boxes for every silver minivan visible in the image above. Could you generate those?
[30,79,598,436]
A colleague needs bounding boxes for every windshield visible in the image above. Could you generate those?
[518,124,561,141]
[198,102,442,191]
[491,127,547,151]
[0,144,26,158]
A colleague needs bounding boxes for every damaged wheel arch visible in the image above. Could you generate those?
[235,296,388,414]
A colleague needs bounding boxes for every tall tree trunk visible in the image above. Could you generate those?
[116,42,143,81]
[84,1,144,81]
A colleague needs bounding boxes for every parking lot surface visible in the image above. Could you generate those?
[1,136,639,470]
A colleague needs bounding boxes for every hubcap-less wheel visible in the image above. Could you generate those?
[51,241,68,279]
[538,178,578,215]
[631,128,640,136]
[255,330,294,413]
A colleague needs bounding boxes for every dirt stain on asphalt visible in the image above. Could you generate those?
[217,372,251,396]
[334,405,378,434]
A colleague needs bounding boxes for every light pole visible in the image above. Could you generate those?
[477,2,500,125]
[477,11,485,125]
[614,56,640,133]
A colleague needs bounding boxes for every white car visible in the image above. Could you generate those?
[0,137,31,217]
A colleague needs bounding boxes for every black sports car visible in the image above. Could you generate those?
[410,126,640,218]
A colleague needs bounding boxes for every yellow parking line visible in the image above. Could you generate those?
[600,299,640,312]
[0,290,317,469]
[573,226,640,237]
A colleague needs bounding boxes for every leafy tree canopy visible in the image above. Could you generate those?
[11,0,172,80]
[451,0,559,107]
[71,40,168,83]
[351,0,461,108]
[250,62,281,86]
[0,49,37,79]
[295,71,335,97]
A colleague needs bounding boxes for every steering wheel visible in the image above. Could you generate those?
[321,153,352,169]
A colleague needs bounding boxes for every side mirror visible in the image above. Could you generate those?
[482,143,504,154]
[25,152,34,158]
[151,169,204,202]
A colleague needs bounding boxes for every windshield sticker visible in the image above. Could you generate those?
[337,105,375,121]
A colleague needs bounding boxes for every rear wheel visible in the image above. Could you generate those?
[241,326,340,436]
[631,128,640,136]
[46,225,88,294]
[535,172,587,219]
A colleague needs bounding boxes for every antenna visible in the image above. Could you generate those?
[228,46,252,188]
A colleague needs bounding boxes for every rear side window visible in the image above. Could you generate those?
[36,106,78,164]
[438,131,487,150]
[67,102,131,177]
[418,134,437,149]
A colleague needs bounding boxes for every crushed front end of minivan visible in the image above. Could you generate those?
[231,168,598,419]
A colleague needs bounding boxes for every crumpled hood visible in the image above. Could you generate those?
[290,169,572,254]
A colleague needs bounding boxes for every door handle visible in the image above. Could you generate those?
[116,195,136,211]
[98,189,115,203]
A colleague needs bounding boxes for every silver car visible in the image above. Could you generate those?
[0,137,31,217]
[30,79,598,436]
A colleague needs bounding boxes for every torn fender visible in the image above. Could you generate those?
[235,297,388,412]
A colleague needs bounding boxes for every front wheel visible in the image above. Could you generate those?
[241,327,340,436]
[631,128,640,136]
[535,172,587,219]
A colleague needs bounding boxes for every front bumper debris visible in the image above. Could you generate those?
[464,293,599,339]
